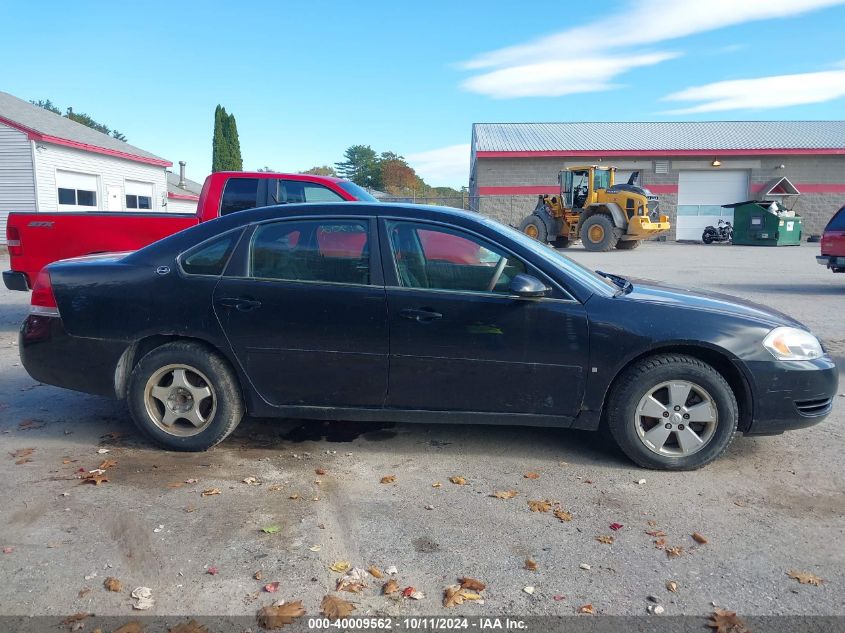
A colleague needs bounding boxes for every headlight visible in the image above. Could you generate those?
[763,327,823,361]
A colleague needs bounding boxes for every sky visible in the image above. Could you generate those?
[3,0,845,188]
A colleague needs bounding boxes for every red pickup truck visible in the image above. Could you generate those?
[3,172,376,291]
[817,205,845,273]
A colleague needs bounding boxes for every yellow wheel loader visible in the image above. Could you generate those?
[518,166,670,252]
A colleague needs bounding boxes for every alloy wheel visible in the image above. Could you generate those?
[634,380,718,457]
[144,364,217,437]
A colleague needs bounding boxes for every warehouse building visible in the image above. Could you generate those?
[470,122,845,239]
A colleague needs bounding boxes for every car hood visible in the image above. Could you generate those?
[619,278,806,329]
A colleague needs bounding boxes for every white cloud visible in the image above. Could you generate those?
[460,0,845,98]
[405,144,471,188]
[462,52,677,99]
[662,70,845,113]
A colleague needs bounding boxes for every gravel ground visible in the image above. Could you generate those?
[0,243,842,625]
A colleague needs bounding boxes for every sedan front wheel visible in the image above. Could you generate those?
[606,354,738,470]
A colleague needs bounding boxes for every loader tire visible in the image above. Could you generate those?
[616,240,641,250]
[519,215,548,243]
[580,214,621,252]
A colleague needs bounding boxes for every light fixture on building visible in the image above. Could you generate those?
[35,144,47,152]
[778,164,786,169]
[711,159,722,167]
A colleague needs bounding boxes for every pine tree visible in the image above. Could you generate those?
[211,105,227,173]
[212,105,243,172]
[225,112,243,171]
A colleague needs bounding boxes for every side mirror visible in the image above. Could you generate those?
[509,273,550,299]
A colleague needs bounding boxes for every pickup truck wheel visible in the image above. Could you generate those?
[606,354,738,470]
[127,342,243,451]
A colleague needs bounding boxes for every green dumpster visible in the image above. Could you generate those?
[724,200,803,246]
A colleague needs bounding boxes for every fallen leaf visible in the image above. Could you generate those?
[443,584,469,607]
[315,468,327,475]
[166,482,185,489]
[15,457,32,465]
[666,580,679,592]
[402,586,416,598]
[654,538,666,549]
[114,623,143,633]
[320,595,354,620]
[578,604,595,615]
[336,567,370,593]
[368,565,383,579]
[596,535,614,545]
[10,448,34,459]
[579,563,591,570]
[407,589,425,600]
[666,546,684,558]
[131,586,154,610]
[99,459,118,470]
[169,620,209,633]
[242,476,260,485]
[253,571,263,580]
[707,608,750,633]
[383,579,399,595]
[491,490,518,499]
[329,561,351,573]
[523,586,535,595]
[692,532,709,544]
[386,565,398,575]
[380,475,396,484]
[553,508,573,522]
[62,613,92,625]
[309,545,321,552]
[528,500,552,513]
[646,530,666,537]
[18,419,45,430]
[262,525,281,534]
[78,587,91,598]
[258,601,306,628]
[523,472,540,479]
[449,476,467,485]
[201,488,220,497]
[525,559,538,571]
[289,493,300,500]
[431,482,442,488]
[268,484,284,491]
[264,582,280,593]
[206,566,219,575]
[104,576,122,592]
[553,594,566,601]
[459,577,486,591]
[787,570,824,586]
[81,472,108,485]
[185,478,198,484]
[609,522,624,531]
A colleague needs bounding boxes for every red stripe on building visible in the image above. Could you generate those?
[476,148,845,158]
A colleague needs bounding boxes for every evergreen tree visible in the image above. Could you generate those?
[225,111,243,171]
[212,105,227,173]
[212,105,243,172]
[335,145,381,189]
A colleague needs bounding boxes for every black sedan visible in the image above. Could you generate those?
[19,203,837,470]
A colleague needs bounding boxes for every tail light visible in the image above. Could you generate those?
[30,270,60,316]
[7,226,22,256]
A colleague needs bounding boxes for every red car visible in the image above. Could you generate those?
[3,172,376,291]
[817,205,845,273]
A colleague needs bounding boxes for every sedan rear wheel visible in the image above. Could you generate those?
[128,341,244,451]
[606,354,738,470]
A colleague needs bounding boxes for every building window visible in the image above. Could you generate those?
[56,170,99,210]
[126,194,152,209]
[125,180,155,211]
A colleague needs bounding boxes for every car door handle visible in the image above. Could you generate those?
[217,296,262,312]
[399,308,442,322]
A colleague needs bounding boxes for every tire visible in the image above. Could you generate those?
[702,231,715,244]
[580,214,621,252]
[127,341,244,451]
[518,215,548,243]
[615,240,641,250]
[605,354,738,470]
[553,237,572,248]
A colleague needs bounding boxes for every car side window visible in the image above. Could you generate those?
[181,232,240,276]
[250,219,370,285]
[386,221,525,294]
[277,180,344,203]
[221,178,259,215]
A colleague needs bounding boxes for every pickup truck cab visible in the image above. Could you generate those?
[3,171,376,291]
[817,205,845,273]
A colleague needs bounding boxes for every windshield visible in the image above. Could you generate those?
[339,181,379,202]
[477,216,618,296]
[594,169,611,190]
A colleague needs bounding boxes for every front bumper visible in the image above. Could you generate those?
[742,356,838,435]
[3,270,30,291]
[816,255,845,270]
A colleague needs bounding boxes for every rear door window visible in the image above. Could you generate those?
[827,206,845,231]
[276,180,344,203]
[220,178,259,215]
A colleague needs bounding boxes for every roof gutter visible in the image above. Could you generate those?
[476,148,845,158]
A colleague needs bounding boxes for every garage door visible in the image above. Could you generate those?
[676,171,749,241]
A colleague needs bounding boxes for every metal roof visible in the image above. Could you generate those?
[473,122,845,152]
[166,171,204,197]
[0,90,170,165]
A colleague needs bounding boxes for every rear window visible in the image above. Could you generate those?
[181,232,240,276]
[220,178,259,215]
[827,206,845,231]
